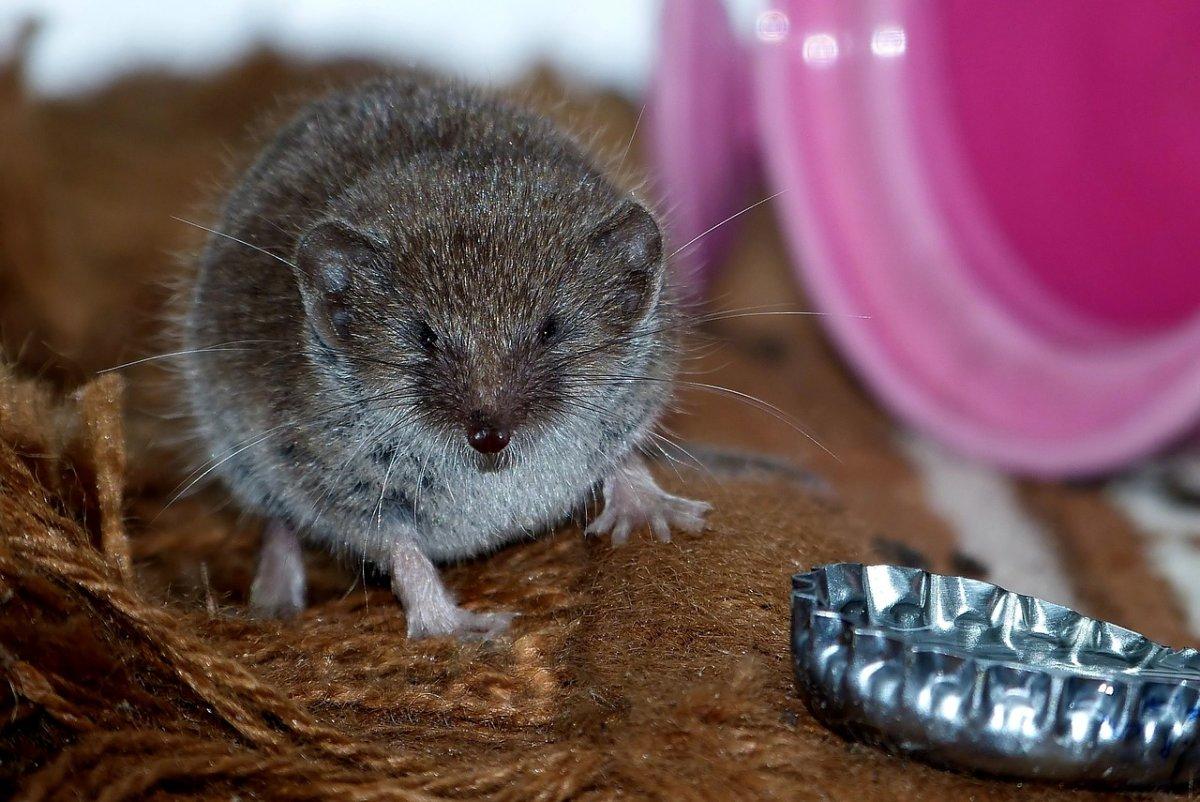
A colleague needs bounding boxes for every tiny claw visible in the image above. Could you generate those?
[650,514,671,543]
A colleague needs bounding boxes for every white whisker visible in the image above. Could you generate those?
[171,215,297,269]
[668,190,787,260]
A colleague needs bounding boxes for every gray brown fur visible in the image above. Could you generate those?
[182,74,702,629]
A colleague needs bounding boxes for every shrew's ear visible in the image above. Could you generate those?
[588,199,664,318]
[294,221,378,343]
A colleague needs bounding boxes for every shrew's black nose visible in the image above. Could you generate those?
[467,420,510,454]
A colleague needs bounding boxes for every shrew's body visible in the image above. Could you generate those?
[184,74,708,638]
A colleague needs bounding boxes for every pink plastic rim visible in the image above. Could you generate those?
[752,0,1200,476]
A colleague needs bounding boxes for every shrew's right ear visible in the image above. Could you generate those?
[294,221,379,344]
[588,199,665,319]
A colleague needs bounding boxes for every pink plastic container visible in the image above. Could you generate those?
[651,0,1200,476]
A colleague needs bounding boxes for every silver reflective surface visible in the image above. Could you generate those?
[791,564,1200,788]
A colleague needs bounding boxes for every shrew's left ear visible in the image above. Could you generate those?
[588,199,664,318]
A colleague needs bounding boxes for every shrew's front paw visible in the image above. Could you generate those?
[390,537,516,641]
[406,606,516,641]
[586,458,711,545]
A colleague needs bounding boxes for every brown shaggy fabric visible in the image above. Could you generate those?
[0,40,1186,801]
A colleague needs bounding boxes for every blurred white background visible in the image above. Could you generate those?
[0,0,661,96]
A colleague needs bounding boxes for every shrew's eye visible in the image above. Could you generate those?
[415,321,438,352]
[538,314,559,343]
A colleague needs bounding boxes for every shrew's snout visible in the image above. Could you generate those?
[466,411,510,454]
